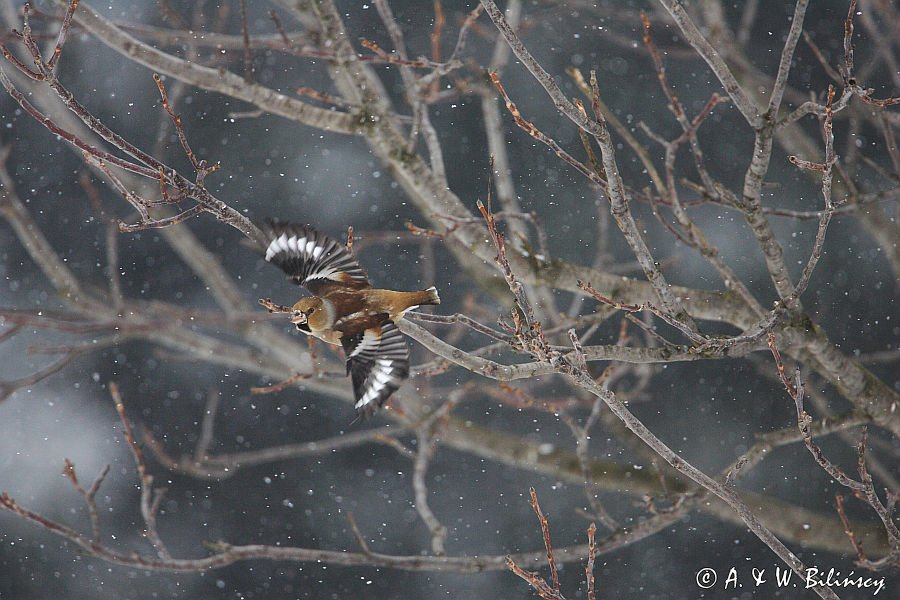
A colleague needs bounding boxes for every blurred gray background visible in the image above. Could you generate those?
[1,0,897,598]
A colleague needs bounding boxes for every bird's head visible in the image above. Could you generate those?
[291,297,328,331]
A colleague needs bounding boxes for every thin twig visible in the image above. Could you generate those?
[768,0,810,117]
[481,0,698,332]
[346,511,371,555]
[506,487,565,600]
[564,345,839,599]
[238,0,252,82]
[194,388,221,462]
[585,522,598,600]
[767,336,900,570]
[529,488,559,592]
[62,459,110,541]
[110,382,171,559]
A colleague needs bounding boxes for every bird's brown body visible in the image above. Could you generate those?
[259,222,440,417]
[293,287,440,345]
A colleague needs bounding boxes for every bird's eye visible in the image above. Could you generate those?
[307,308,315,314]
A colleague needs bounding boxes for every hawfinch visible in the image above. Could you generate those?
[259,222,440,418]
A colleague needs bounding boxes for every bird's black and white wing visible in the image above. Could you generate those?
[261,222,369,294]
[341,319,410,418]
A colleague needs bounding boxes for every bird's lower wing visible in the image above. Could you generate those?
[341,319,410,418]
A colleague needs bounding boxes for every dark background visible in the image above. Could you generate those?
[1,0,897,598]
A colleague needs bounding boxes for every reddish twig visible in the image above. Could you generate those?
[269,9,291,48]
[578,280,643,313]
[507,489,604,599]
[835,493,867,564]
[802,31,842,84]
[0,3,257,239]
[238,0,252,82]
[1,481,644,574]
[530,487,559,592]
[62,459,110,542]
[505,557,566,600]
[579,281,708,346]
[838,0,900,106]
[153,73,217,179]
[430,1,445,63]
[406,220,451,239]
[257,298,293,314]
[585,522,598,600]
[640,13,762,314]
[489,71,607,190]
[294,86,355,110]
[0,72,154,178]
[766,332,797,397]
[359,38,452,71]
[250,372,307,395]
[46,0,80,72]
[476,167,546,354]
[784,86,839,309]
[839,0,857,83]
[767,337,900,570]
[345,225,354,252]
[483,0,698,332]
[110,382,171,559]
[506,487,565,599]
[580,286,705,349]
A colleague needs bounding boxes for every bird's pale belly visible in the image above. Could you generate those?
[303,327,343,346]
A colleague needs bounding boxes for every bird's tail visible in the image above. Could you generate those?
[419,286,441,306]
[397,287,440,311]
[380,287,441,319]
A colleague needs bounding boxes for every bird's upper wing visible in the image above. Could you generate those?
[340,319,410,418]
[261,222,370,294]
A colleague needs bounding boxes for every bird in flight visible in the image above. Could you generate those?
[258,222,440,418]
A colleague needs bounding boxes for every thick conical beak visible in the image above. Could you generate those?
[290,311,307,325]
